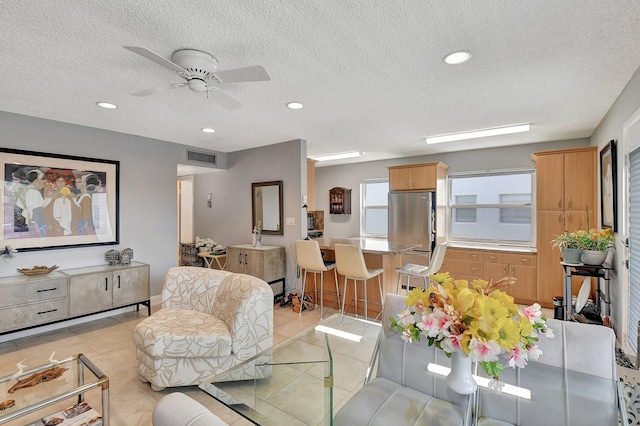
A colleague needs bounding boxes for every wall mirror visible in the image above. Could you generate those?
[252,180,283,235]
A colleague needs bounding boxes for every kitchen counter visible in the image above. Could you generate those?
[315,237,421,255]
[445,241,536,253]
[310,237,420,319]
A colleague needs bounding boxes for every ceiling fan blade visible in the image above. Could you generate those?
[123,46,185,73]
[214,65,270,83]
[207,89,243,110]
[130,84,179,97]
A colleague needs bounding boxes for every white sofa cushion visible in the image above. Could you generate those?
[152,392,228,426]
[133,308,232,358]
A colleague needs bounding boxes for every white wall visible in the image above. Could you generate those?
[192,139,306,295]
[591,66,640,347]
[0,111,221,297]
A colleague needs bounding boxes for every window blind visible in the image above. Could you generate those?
[628,147,640,352]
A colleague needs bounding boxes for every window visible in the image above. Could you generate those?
[361,179,389,236]
[454,195,477,223]
[448,170,535,245]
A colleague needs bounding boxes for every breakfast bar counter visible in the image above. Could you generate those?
[310,238,422,318]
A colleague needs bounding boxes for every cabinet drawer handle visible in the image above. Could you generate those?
[244,254,248,265]
[558,212,562,223]
[512,266,515,275]
[568,212,572,222]
[37,309,58,315]
[557,198,561,208]
[488,256,497,260]
[117,275,121,289]
[36,288,57,293]
[238,253,242,264]
[503,266,507,275]
[105,277,108,291]
[470,254,478,259]
[470,267,478,272]
[567,197,572,208]
[521,258,530,263]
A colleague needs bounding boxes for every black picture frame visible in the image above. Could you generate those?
[600,140,617,231]
[0,148,119,251]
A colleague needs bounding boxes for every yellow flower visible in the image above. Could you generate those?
[405,287,428,309]
[474,297,509,334]
[451,287,475,315]
[495,317,521,350]
[519,317,533,338]
[489,290,518,314]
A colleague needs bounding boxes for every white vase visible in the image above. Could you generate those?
[581,249,607,266]
[445,351,477,395]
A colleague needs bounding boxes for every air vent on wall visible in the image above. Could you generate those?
[186,149,217,166]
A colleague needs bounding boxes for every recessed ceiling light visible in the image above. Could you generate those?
[287,102,304,110]
[443,50,472,65]
[96,102,117,109]
[310,151,363,162]
[201,128,216,133]
[425,124,531,144]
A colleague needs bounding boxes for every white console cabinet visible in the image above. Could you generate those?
[0,262,150,334]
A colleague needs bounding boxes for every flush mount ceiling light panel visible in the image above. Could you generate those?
[425,124,531,144]
[201,128,215,133]
[310,151,363,162]
[443,50,472,65]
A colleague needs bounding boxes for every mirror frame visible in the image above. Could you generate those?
[251,180,284,235]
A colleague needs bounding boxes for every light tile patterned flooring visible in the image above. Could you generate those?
[0,304,336,426]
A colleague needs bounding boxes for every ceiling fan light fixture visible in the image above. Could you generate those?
[96,102,117,109]
[187,79,207,92]
[426,124,531,144]
[287,102,304,110]
[310,151,363,162]
[201,128,215,133]
[443,50,472,65]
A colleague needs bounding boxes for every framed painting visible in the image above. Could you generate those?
[600,140,617,231]
[0,148,119,251]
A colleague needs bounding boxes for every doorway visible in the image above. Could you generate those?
[177,177,194,265]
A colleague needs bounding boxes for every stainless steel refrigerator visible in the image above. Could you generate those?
[388,192,435,253]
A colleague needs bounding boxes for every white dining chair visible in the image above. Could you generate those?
[334,243,384,322]
[395,242,447,294]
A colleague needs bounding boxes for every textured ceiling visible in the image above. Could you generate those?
[2,1,640,167]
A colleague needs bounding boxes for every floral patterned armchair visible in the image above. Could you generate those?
[133,266,273,391]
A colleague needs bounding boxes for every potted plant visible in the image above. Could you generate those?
[551,230,585,264]
[580,228,614,265]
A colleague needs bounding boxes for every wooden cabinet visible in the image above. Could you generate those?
[329,187,351,214]
[67,262,150,316]
[307,159,317,211]
[180,243,203,267]
[227,244,285,284]
[0,262,150,334]
[441,248,537,305]
[387,162,448,191]
[533,147,597,308]
[483,251,537,304]
[0,273,69,333]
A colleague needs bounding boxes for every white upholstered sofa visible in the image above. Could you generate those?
[152,393,228,426]
[133,266,273,391]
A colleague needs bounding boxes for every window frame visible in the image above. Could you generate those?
[360,177,389,237]
[447,169,536,248]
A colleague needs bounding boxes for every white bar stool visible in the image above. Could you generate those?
[295,240,340,318]
[396,242,447,294]
[334,243,384,321]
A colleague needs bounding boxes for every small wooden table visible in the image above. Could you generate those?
[198,252,227,270]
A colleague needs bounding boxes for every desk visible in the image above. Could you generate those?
[199,314,381,425]
[560,261,612,321]
[198,252,227,270]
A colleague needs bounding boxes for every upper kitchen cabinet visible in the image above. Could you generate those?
[307,159,317,211]
[388,162,449,191]
[533,147,597,212]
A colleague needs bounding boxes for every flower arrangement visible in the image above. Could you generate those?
[195,236,217,249]
[391,272,552,386]
[552,228,614,251]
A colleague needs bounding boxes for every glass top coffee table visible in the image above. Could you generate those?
[0,353,109,425]
[200,314,381,426]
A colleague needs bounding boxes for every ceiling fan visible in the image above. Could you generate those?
[123,46,270,110]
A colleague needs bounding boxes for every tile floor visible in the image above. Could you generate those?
[0,303,337,426]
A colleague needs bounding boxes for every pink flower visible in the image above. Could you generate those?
[507,345,529,368]
[401,329,413,343]
[521,303,542,324]
[526,344,542,361]
[417,314,440,338]
[469,338,500,362]
[396,309,415,327]
[440,335,463,353]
